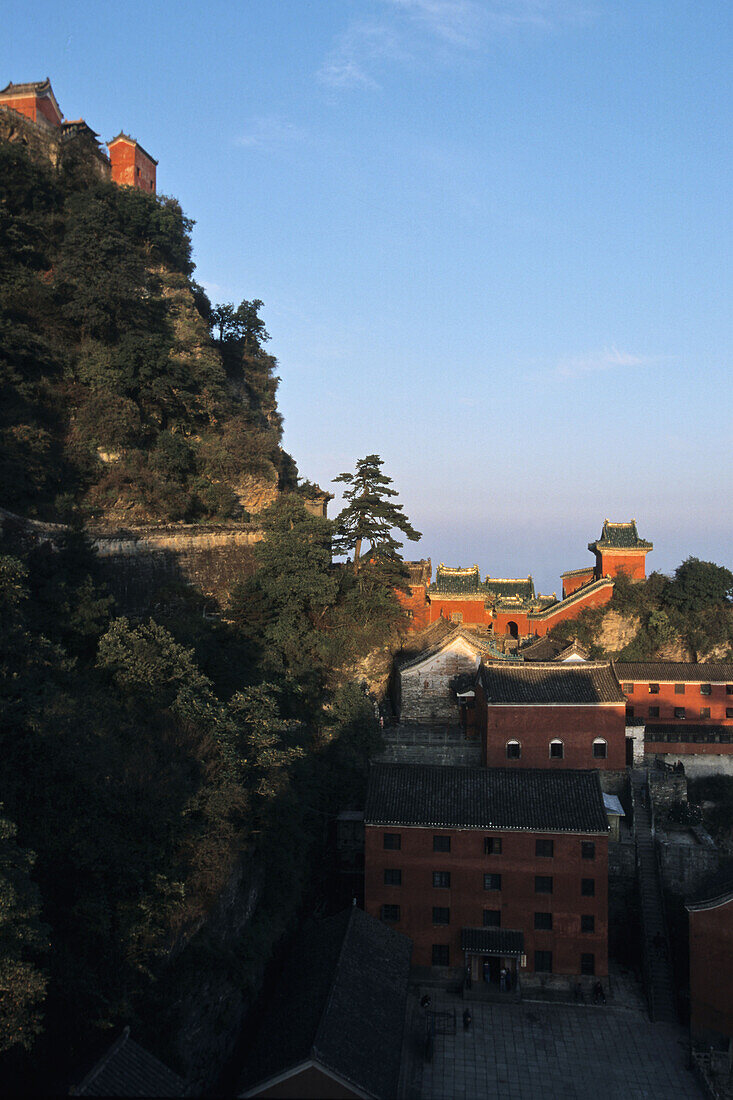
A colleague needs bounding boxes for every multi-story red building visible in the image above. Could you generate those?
[107,132,157,192]
[474,661,627,770]
[617,662,733,757]
[686,867,733,1046]
[365,764,609,985]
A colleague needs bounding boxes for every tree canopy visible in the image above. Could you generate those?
[333,455,421,570]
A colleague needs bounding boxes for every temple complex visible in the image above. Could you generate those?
[0,78,157,191]
[399,518,652,639]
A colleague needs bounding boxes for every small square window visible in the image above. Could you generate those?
[384,833,401,850]
[381,904,400,922]
[674,684,685,695]
[483,909,501,927]
[700,707,711,719]
[649,683,659,694]
[581,914,595,933]
[727,685,733,695]
[384,868,402,886]
[534,950,552,973]
[549,740,564,759]
[484,837,503,855]
[648,706,660,718]
[726,708,733,719]
[581,878,595,897]
[593,739,608,758]
[581,841,596,860]
[674,707,686,720]
[535,876,553,894]
[483,873,502,891]
[534,911,553,930]
[450,612,463,623]
[581,953,595,976]
[622,682,633,693]
[432,944,449,966]
[536,839,554,858]
[626,706,635,720]
[432,906,450,925]
[432,871,450,888]
[701,684,712,696]
[433,835,451,853]
[506,741,521,759]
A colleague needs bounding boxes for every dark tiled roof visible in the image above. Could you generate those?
[404,558,432,585]
[0,77,53,96]
[522,637,590,662]
[485,577,535,601]
[240,908,411,1100]
[73,1028,185,1097]
[365,764,609,834]
[432,564,481,594]
[461,928,524,956]
[396,624,490,671]
[589,519,652,551]
[478,661,624,705]
[615,662,733,683]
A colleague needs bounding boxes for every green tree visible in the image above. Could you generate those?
[666,557,733,614]
[0,811,48,1054]
[333,454,421,571]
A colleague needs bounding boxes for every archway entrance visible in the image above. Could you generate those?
[507,621,519,639]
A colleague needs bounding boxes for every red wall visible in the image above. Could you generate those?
[0,93,61,127]
[621,680,733,725]
[689,900,733,1042]
[596,550,648,580]
[562,569,595,599]
[396,584,431,630]
[365,825,608,976]
[109,140,157,192]
[481,703,626,770]
[427,597,493,626]
[528,582,614,637]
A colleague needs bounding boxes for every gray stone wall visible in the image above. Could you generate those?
[399,649,478,723]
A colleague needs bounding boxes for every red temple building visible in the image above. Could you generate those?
[474,661,627,770]
[399,519,651,640]
[107,133,157,192]
[0,77,63,128]
[0,78,157,191]
[686,865,733,1048]
[365,764,609,986]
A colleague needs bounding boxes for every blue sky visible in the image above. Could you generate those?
[5,1,732,592]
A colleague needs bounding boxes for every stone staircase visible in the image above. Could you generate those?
[631,770,678,1023]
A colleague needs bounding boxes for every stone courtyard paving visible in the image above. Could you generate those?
[398,982,702,1100]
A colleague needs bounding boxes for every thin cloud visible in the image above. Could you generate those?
[318,1,595,90]
[557,347,663,378]
[235,116,306,150]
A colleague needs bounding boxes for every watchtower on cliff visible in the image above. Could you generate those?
[588,519,653,581]
[0,77,63,128]
[107,133,157,192]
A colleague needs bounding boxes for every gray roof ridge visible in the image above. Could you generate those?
[75,1027,131,1094]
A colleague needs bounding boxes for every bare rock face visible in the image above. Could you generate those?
[233,470,279,514]
[597,610,640,652]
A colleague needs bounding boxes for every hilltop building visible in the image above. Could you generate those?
[399,519,651,640]
[365,764,609,987]
[0,78,156,191]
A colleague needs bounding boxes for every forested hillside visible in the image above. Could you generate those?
[0,139,296,525]
[0,139,411,1091]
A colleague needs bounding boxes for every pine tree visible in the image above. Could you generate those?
[333,455,421,571]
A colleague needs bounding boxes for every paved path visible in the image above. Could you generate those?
[631,770,677,1023]
[398,985,701,1100]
